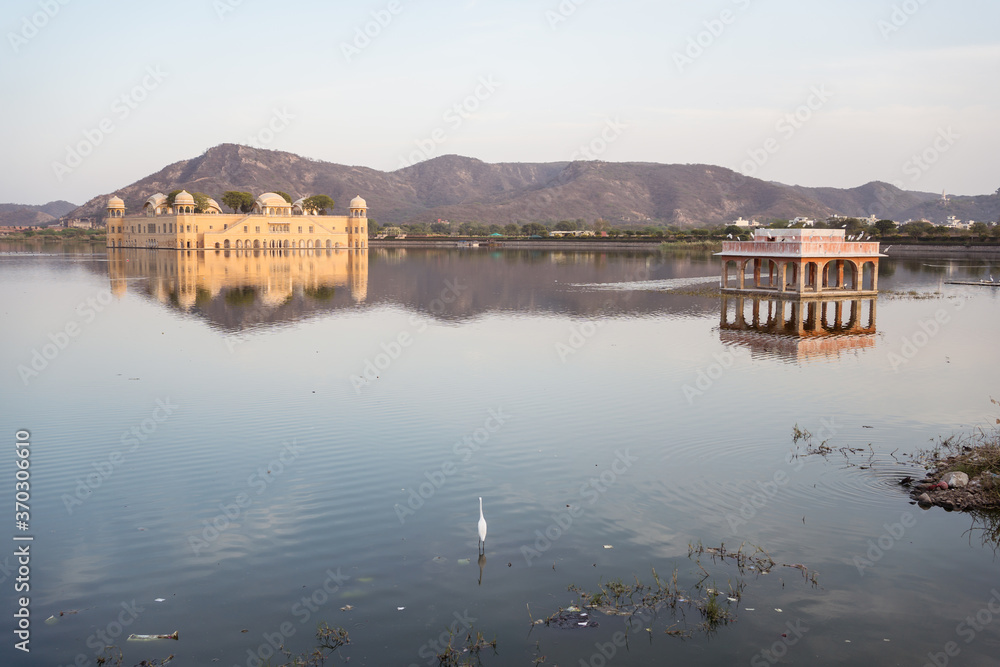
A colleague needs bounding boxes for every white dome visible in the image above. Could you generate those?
[108,196,125,208]
[256,192,290,207]
[349,195,367,209]
[174,190,195,205]
[145,193,166,207]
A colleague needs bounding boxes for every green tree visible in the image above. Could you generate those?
[522,222,548,237]
[193,192,211,213]
[165,190,183,207]
[554,220,578,231]
[503,223,520,236]
[970,222,989,237]
[723,225,742,236]
[900,221,934,238]
[222,191,255,214]
[303,195,335,214]
[430,222,450,234]
[874,219,896,236]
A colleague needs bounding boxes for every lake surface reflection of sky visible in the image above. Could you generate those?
[1,246,999,666]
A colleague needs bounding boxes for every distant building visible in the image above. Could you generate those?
[790,217,815,227]
[105,192,368,250]
[65,218,98,229]
[733,217,760,228]
[944,215,969,230]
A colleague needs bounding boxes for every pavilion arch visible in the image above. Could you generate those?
[861,261,878,291]
[253,239,261,249]
[224,239,231,249]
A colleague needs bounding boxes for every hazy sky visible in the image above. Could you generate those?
[2,0,998,205]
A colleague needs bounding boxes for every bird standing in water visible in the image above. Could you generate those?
[478,497,487,554]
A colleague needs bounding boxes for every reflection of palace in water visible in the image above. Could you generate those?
[107,248,368,325]
[719,293,877,362]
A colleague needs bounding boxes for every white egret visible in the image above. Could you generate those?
[478,497,487,553]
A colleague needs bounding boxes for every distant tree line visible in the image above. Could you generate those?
[368,215,1000,242]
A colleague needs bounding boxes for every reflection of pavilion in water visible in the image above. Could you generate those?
[720,293,877,362]
[107,247,368,315]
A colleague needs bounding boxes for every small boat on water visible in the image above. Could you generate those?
[944,279,1000,287]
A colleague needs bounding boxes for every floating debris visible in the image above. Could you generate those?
[397,607,405,611]
[457,558,471,565]
[154,598,166,602]
[603,545,613,549]
[544,609,599,629]
[45,615,59,625]
[127,631,179,641]
[340,605,353,611]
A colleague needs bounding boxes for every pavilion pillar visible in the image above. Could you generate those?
[779,263,787,293]
[872,260,879,291]
[753,259,761,288]
[738,260,745,290]
[837,260,844,289]
[834,300,843,329]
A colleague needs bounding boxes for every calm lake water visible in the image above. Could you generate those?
[2,244,999,666]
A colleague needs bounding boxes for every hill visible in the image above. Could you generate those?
[0,200,77,227]
[63,144,997,227]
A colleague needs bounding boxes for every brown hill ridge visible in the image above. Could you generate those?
[65,144,997,227]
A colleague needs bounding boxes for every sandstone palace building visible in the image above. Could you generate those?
[105,191,368,250]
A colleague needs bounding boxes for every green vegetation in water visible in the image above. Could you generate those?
[535,542,807,641]
[434,627,498,666]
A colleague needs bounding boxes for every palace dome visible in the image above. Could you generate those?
[108,196,125,208]
[256,192,290,207]
[349,195,367,208]
[174,190,195,205]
